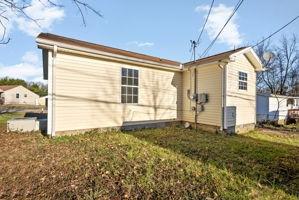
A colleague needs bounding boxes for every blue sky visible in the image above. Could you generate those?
[0,0,298,82]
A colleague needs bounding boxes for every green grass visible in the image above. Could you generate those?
[0,127,298,199]
[245,129,299,147]
[0,112,24,125]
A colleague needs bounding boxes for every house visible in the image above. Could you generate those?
[257,93,299,123]
[0,85,39,105]
[38,96,48,106]
[36,33,263,136]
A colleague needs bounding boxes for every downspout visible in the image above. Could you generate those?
[218,61,229,131]
[52,45,57,137]
[218,64,224,131]
[48,45,57,137]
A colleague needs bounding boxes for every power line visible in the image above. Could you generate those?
[196,0,215,45]
[252,15,299,48]
[200,0,244,58]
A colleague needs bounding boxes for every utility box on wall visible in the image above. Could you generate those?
[199,93,209,103]
[226,106,236,133]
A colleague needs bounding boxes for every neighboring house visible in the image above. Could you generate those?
[36,33,263,136]
[0,85,39,105]
[257,93,299,123]
[38,96,48,106]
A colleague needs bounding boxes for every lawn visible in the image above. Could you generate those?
[0,127,298,199]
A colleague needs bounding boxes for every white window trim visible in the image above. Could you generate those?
[238,71,248,91]
[121,68,139,104]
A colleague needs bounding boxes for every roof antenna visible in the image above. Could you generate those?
[190,40,197,62]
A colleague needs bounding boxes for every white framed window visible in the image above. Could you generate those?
[16,93,20,99]
[24,94,27,98]
[238,71,248,90]
[121,68,138,103]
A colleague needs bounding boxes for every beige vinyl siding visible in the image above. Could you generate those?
[53,52,181,132]
[226,54,256,125]
[2,86,39,105]
[182,64,222,127]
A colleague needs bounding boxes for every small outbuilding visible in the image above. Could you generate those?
[0,85,39,105]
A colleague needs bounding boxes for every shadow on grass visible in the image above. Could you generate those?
[125,127,299,196]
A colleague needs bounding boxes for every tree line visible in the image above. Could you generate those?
[0,77,47,96]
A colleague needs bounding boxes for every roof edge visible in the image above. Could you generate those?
[230,47,263,71]
[183,47,248,67]
[36,33,181,68]
[0,85,20,91]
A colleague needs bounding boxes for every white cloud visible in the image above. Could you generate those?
[0,51,45,83]
[22,51,39,64]
[195,4,243,48]
[1,0,64,38]
[127,41,155,48]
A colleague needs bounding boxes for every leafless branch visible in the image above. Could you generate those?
[0,0,103,45]
[255,34,299,96]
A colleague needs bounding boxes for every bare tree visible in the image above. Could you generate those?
[0,0,102,44]
[255,34,299,95]
[256,35,299,124]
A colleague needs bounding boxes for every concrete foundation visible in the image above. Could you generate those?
[235,123,255,133]
[55,120,180,136]
[52,121,255,136]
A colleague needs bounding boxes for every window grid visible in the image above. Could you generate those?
[238,71,248,90]
[121,68,139,103]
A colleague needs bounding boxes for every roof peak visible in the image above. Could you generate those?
[184,47,248,66]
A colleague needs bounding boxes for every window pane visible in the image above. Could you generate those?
[133,96,138,103]
[133,88,138,95]
[127,87,133,95]
[133,78,138,86]
[122,77,127,85]
[128,69,133,77]
[121,68,138,104]
[134,70,138,78]
[122,68,128,77]
[128,78,133,85]
[121,95,126,103]
[127,95,133,103]
[239,81,247,90]
[121,86,126,95]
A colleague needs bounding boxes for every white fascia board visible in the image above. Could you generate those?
[230,47,263,71]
